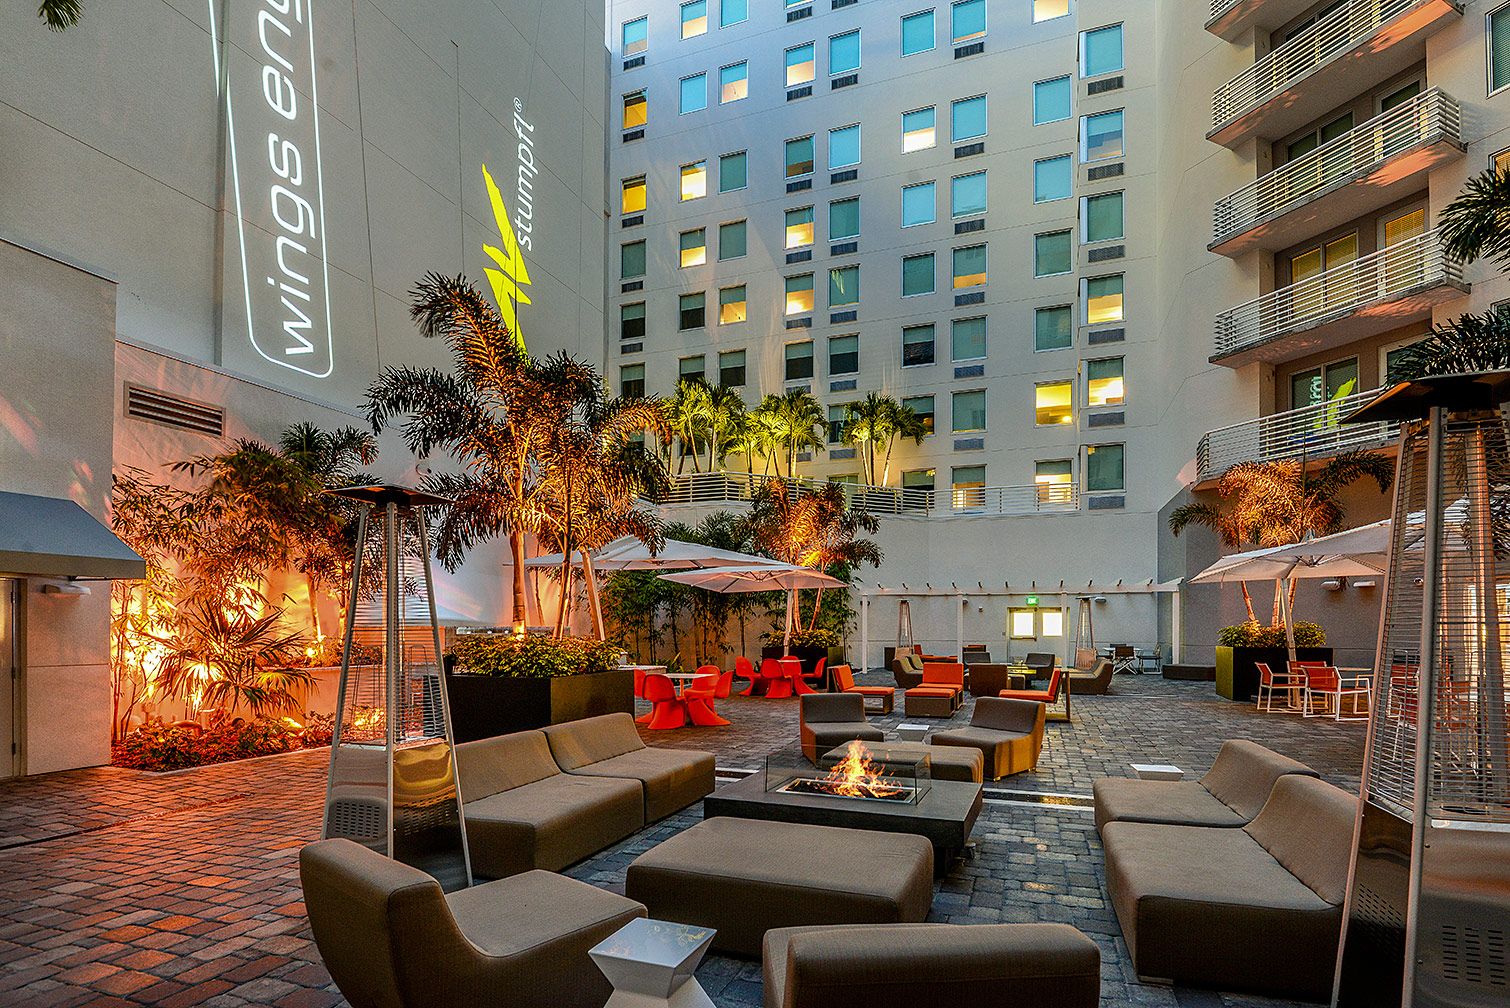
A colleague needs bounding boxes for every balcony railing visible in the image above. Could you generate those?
[1213,228,1462,360]
[1212,89,1460,249]
[1196,386,1399,482]
[1212,0,1425,134]
[653,471,1080,518]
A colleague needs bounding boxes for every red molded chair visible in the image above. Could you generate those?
[793,657,826,695]
[1255,661,1304,713]
[633,667,652,724]
[763,658,796,699]
[642,674,686,730]
[733,656,761,695]
[683,667,733,726]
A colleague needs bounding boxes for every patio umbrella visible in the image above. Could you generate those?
[522,537,788,571]
[658,565,846,650]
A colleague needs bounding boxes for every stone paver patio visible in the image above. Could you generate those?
[0,672,1366,1007]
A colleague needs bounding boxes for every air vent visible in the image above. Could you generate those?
[830,311,858,324]
[1088,495,1125,509]
[126,386,224,437]
[787,179,812,193]
[622,56,645,70]
[1087,244,1124,262]
[954,142,985,158]
[328,799,385,841]
[620,342,643,354]
[1441,925,1508,987]
[830,169,858,184]
[787,85,812,101]
[1087,75,1123,95]
[830,241,858,256]
[621,280,643,293]
[621,215,643,228]
[787,5,811,20]
[831,74,858,90]
[955,292,985,306]
[832,0,857,8]
[830,380,857,392]
[830,447,857,460]
[954,365,985,379]
[795,451,813,461]
[955,219,984,234]
[953,438,984,451]
[1088,411,1125,427]
[1087,328,1125,345]
[954,42,984,58]
[786,250,813,264]
[786,317,812,329]
[1087,162,1124,181]
[621,129,644,143]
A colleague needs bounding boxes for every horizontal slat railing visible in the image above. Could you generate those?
[1212,89,1459,245]
[1214,228,1461,358]
[1209,0,1241,22]
[653,471,1079,518]
[1212,0,1420,132]
[1196,386,1399,481]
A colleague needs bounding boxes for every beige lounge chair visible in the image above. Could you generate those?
[931,697,1046,779]
[800,692,885,762]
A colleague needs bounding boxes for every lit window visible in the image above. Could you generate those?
[902,253,936,297]
[829,124,861,168]
[786,43,815,86]
[1033,0,1069,22]
[720,62,748,103]
[1033,76,1070,125]
[829,197,860,241]
[680,355,705,381]
[681,0,707,38]
[1083,109,1124,161]
[785,207,815,249]
[1493,6,1510,94]
[623,17,648,56]
[719,284,747,324]
[621,302,645,341]
[721,0,747,28]
[785,341,815,380]
[902,396,935,434]
[1084,191,1124,242]
[719,349,746,386]
[1034,155,1071,202]
[719,219,747,260]
[621,240,646,279]
[951,0,985,43]
[786,274,815,314]
[1011,610,1035,638]
[830,30,861,75]
[621,364,645,399]
[680,160,707,200]
[902,324,935,366]
[951,95,986,141]
[1042,610,1064,636]
[902,10,934,55]
[621,176,646,215]
[1034,231,1072,277]
[679,73,707,114]
[902,181,936,226]
[951,316,985,361]
[1082,24,1123,77]
[1035,305,1072,350]
[953,389,986,433]
[1035,381,1072,425]
[902,107,936,152]
[951,465,986,509]
[952,171,986,217]
[1036,459,1073,502]
[719,151,747,192]
[829,265,859,308]
[1086,443,1124,492]
[953,244,986,288]
[622,91,647,130]
[1086,274,1124,324]
[786,136,815,177]
[679,292,706,329]
[679,228,706,267]
[830,334,859,374]
[1087,357,1124,406]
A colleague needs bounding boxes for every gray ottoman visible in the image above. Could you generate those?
[828,741,984,784]
[625,817,934,956]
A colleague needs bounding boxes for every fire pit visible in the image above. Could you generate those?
[770,740,926,803]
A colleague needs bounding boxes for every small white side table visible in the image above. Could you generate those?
[895,723,929,742]
[1131,763,1184,780]
[589,917,716,1008]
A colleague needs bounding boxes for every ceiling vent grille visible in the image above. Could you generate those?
[126,385,224,437]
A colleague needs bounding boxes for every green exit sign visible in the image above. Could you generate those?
[1025,595,1038,606]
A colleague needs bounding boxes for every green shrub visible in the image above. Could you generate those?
[788,628,840,648]
[1217,620,1326,647]
[450,634,621,678]
[111,716,301,771]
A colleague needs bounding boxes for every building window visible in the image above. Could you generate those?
[902,324,936,366]
[830,334,859,374]
[621,364,645,399]
[1085,443,1124,492]
[1492,4,1510,93]
[951,465,986,508]
[951,95,986,142]
[827,404,850,444]
[902,181,936,226]
[719,284,747,324]
[1033,0,1069,22]
[902,10,935,55]
[1010,609,1036,638]
[952,171,986,217]
[1035,381,1072,425]
[621,176,646,215]
[621,240,646,279]
[902,252,936,296]
[679,293,706,330]
[681,355,705,382]
[786,206,815,249]
[953,244,986,288]
[681,0,707,38]
[829,124,861,169]
[1084,191,1124,243]
[903,395,935,435]
[786,0,809,8]
[680,73,707,113]
[1033,76,1070,124]
[1035,459,1073,502]
[680,161,707,200]
[623,16,648,56]
[1291,357,1359,409]
[621,302,646,341]
[786,135,815,177]
[623,91,647,130]
[902,107,937,152]
[680,228,707,267]
[719,151,747,192]
[786,43,815,86]
[1035,305,1072,350]
[829,197,860,241]
[785,341,815,380]
[903,467,937,493]
[952,389,986,433]
[1042,609,1065,636]
[721,0,747,28]
[951,0,985,44]
[951,316,986,361]
[786,273,815,314]
[717,220,747,262]
[1082,109,1124,161]
[1034,230,1072,277]
[1085,274,1123,324]
[719,349,746,386]
[830,30,861,75]
[1081,24,1123,77]
[720,61,748,103]
[829,265,859,308]
[1033,155,1071,202]
[1086,357,1124,406]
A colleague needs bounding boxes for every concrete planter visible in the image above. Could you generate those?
[443,667,634,742]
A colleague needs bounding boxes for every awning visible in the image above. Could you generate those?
[0,491,146,580]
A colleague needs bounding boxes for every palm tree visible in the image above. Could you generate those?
[1385,309,1510,382]
[754,390,827,477]
[703,384,746,473]
[670,379,711,474]
[1439,164,1510,270]
[879,405,928,487]
[152,598,312,718]
[1168,448,1394,624]
[842,393,893,485]
[748,478,882,632]
[37,0,82,30]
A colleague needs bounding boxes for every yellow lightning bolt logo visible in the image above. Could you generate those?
[481,164,531,354]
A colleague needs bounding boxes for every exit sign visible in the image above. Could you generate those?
[1025,595,1038,606]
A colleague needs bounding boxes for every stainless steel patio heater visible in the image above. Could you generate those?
[1073,596,1095,661]
[1334,372,1510,1008]
[321,485,471,891]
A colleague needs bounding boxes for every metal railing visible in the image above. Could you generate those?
[1196,386,1399,481]
[1209,0,1241,23]
[653,470,1080,518]
[1212,0,1423,133]
[1214,228,1462,359]
[1212,89,1459,246]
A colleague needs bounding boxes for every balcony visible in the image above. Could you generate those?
[1196,385,1399,482]
[1211,89,1462,256]
[1208,0,1461,149]
[1207,0,1318,41]
[1212,228,1466,367]
[655,471,1080,518]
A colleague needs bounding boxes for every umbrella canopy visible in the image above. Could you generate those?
[656,565,845,592]
[522,537,788,571]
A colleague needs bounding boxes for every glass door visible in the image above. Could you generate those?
[1381,207,1426,294]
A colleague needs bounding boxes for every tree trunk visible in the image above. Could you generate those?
[553,562,574,638]
[1240,581,1257,623]
[1271,578,1283,627]
[305,572,322,641]
[581,550,605,640]
[881,436,896,487]
[808,585,825,630]
[509,528,529,632]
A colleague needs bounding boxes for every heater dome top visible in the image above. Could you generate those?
[1342,369,1510,423]
[326,484,453,507]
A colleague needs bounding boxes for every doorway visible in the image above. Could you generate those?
[0,580,16,779]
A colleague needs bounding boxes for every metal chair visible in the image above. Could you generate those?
[1302,665,1370,721]
[1255,661,1304,713]
[1111,645,1138,675]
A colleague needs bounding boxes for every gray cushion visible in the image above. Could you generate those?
[463,773,644,878]
[1200,739,1319,821]
[563,746,716,822]
[1243,774,1356,906]
[541,713,645,769]
[456,731,560,800]
[1093,778,1248,832]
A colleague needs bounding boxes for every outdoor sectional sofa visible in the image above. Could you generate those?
[455,714,714,879]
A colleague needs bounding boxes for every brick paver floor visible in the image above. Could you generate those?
[0,673,1365,1006]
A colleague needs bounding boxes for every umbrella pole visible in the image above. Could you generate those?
[783,588,794,654]
[1279,576,1296,657]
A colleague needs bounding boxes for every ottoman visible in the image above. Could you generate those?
[829,741,984,784]
[904,688,957,718]
[625,817,934,956]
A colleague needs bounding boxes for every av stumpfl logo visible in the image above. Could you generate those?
[481,164,531,355]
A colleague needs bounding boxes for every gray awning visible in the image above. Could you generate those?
[0,491,146,580]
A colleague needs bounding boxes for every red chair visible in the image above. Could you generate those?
[642,674,686,730]
[793,657,826,695]
[683,668,733,726]
[1255,661,1304,713]
[832,663,895,714]
[999,666,1071,722]
[733,656,761,695]
[1302,665,1370,721]
[633,667,652,724]
[904,661,966,715]
[763,658,796,699]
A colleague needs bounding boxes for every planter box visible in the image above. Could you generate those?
[1215,646,1333,701]
[443,668,633,742]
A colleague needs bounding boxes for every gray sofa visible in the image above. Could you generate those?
[1067,658,1113,695]
[542,713,716,822]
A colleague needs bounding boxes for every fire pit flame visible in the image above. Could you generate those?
[786,741,910,801]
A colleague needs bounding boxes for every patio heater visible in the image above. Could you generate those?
[320,485,471,891]
[1334,372,1510,1008]
[1073,597,1095,661]
[896,599,914,653]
